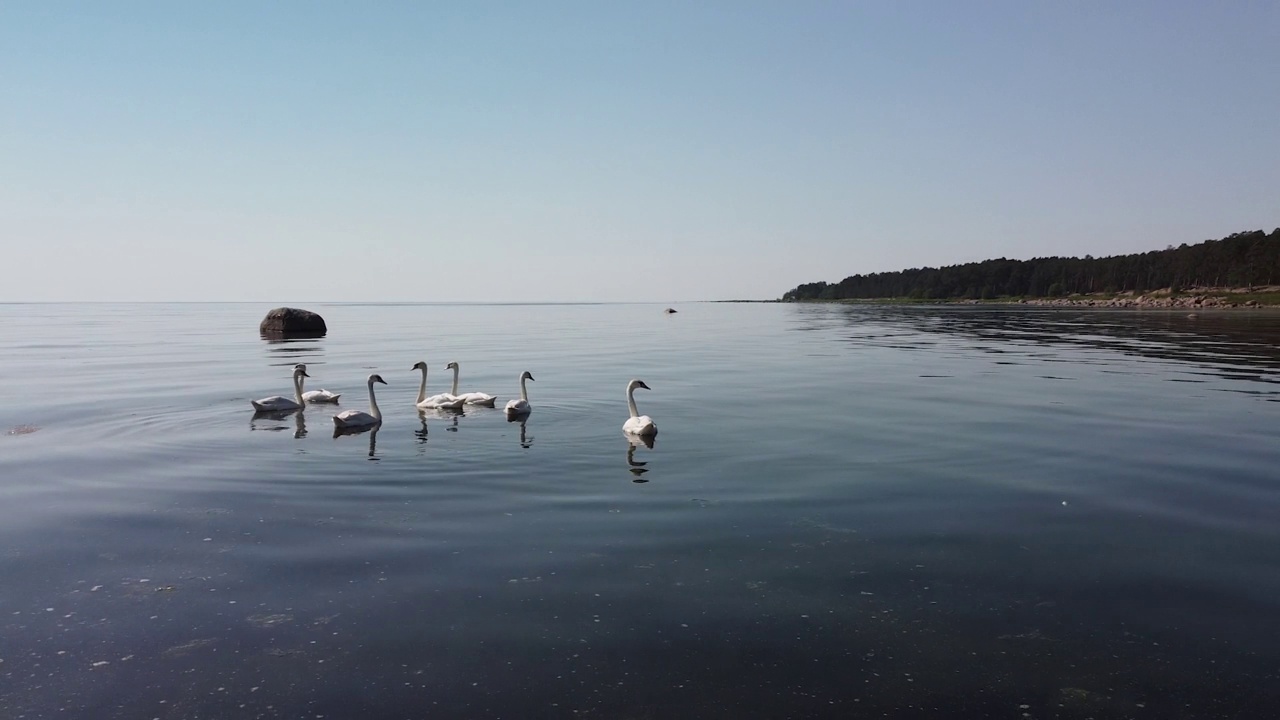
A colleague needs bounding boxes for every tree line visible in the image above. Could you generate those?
[781,229,1280,301]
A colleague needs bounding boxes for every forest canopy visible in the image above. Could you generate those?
[781,229,1280,301]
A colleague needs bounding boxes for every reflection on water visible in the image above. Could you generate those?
[626,434,655,481]
[509,417,533,448]
[266,343,324,357]
[418,407,462,429]
[799,304,1280,396]
[333,423,378,459]
[414,409,463,447]
[249,407,300,433]
[625,446,648,480]
[261,330,327,343]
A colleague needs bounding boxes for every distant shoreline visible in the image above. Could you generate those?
[776,286,1280,309]
[779,230,1280,305]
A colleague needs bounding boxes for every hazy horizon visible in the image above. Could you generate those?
[3,2,1278,302]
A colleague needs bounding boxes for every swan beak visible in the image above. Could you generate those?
[377,378,388,385]
[300,370,311,377]
[528,375,535,381]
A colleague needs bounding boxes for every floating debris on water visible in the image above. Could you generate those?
[999,630,1055,642]
[5,424,39,436]
[794,517,859,534]
[162,638,216,656]
[247,613,293,628]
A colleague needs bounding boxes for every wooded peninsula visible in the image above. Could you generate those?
[782,229,1280,305]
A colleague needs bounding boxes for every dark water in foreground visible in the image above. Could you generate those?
[1,302,1278,719]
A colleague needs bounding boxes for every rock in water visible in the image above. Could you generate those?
[259,307,327,338]
[664,307,677,314]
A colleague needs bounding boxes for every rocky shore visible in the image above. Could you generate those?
[1013,287,1279,309]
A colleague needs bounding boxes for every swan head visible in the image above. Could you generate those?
[293,366,310,378]
[628,379,650,392]
[520,371,535,382]
[368,374,388,385]
[446,361,459,370]
[411,361,427,372]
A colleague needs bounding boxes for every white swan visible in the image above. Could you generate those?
[446,361,498,407]
[622,379,657,437]
[412,362,466,410]
[332,374,386,428]
[504,371,534,416]
[295,363,341,403]
[251,365,309,412]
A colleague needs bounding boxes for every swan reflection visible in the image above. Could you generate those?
[250,407,303,435]
[507,415,533,448]
[418,407,462,431]
[414,409,461,447]
[333,423,379,459]
[625,434,655,482]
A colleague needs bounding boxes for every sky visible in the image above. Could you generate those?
[2,2,1277,302]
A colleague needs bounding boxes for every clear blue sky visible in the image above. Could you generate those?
[2,2,1277,302]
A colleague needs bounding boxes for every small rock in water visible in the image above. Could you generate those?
[6,424,39,436]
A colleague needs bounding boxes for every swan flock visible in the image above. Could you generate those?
[251,363,657,437]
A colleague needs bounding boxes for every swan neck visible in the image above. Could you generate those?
[626,385,639,418]
[416,368,427,404]
[450,365,460,396]
[368,378,382,420]
[519,375,529,402]
[294,372,306,404]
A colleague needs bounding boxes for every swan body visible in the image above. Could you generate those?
[298,364,341,403]
[447,361,497,407]
[251,366,309,412]
[504,371,534,416]
[302,387,341,403]
[623,379,657,437]
[413,362,466,410]
[333,374,386,428]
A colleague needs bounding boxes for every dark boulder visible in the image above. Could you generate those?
[664,307,677,314]
[259,307,327,338]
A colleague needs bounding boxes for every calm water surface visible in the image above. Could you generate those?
[1,302,1278,718]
